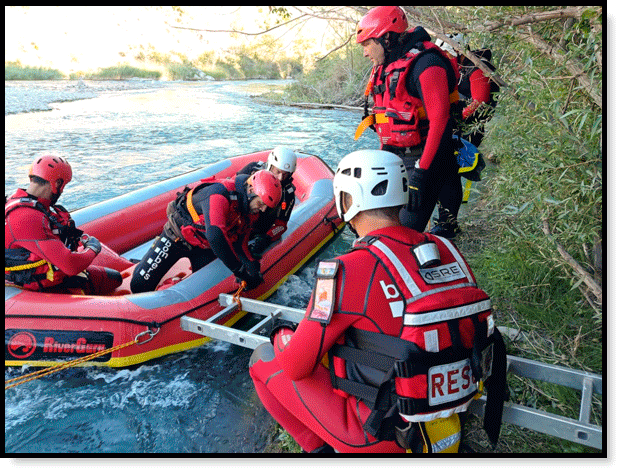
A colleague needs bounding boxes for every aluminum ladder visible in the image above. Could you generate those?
[180,293,602,450]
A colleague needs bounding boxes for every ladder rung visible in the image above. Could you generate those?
[247,314,275,335]
[579,377,594,425]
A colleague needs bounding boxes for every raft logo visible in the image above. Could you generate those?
[7,331,37,359]
[5,329,114,362]
[43,336,107,355]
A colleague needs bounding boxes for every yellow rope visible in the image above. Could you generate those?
[5,259,47,272]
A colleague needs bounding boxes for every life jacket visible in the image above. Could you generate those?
[328,233,507,449]
[167,177,249,250]
[5,190,83,288]
[355,32,460,147]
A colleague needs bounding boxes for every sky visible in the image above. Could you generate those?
[4,6,336,73]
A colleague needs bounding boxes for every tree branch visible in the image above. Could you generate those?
[482,7,586,31]
[522,27,602,108]
[422,23,510,90]
[315,34,355,62]
[542,218,602,305]
[166,13,308,36]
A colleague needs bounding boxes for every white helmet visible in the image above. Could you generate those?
[333,150,408,223]
[435,33,466,57]
[267,146,297,174]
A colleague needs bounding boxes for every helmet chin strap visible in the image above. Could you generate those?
[347,222,359,239]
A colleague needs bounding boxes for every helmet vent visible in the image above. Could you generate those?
[371,180,388,196]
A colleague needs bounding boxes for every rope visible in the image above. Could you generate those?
[5,328,157,390]
[232,281,247,311]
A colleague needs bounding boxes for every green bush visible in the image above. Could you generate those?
[5,61,64,80]
[72,64,161,80]
[283,43,370,106]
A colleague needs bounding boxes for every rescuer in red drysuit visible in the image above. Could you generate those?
[5,154,122,294]
[129,170,282,293]
[436,34,499,148]
[237,147,298,258]
[355,6,462,237]
[432,34,500,238]
[249,150,507,454]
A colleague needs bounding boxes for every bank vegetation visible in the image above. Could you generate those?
[255,6,603,454]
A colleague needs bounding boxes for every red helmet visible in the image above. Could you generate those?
[249,170,282,208]
[28,154,72,194]
[356,6,408,44]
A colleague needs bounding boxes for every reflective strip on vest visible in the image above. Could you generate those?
[431,432,461,453]
[434,235,475,284]
[404,299,491,326]
[372,239,421,298]
[400,399,472,423]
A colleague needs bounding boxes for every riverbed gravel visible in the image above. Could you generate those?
[4,79,165,115]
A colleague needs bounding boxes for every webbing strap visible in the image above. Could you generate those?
[354,113,388,140]
[185,188,201,223]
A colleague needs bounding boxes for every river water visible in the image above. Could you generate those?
[4,79,380,454]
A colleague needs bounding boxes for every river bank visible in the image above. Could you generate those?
[4,79,167,115]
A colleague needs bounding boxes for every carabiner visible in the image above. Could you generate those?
[135,326,160,345]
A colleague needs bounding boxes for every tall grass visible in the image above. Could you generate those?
[70,64,161,80]
[5,61,64,80]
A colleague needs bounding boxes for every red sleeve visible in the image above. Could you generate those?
[201,192,242,272]
[469,68,491,103]
[417,66,452,170]
[273,272,357,381]
[6,208,96,276]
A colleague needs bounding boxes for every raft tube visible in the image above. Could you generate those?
[5,151,344,368]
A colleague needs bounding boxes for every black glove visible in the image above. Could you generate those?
[64,219,84,251]
[407,167,428,213]
[248,234,271,259]
[82,235,101,255]
[234,260,263,291]
[269,318,298,345]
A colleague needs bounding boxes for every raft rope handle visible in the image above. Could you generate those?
[5,326,159,390]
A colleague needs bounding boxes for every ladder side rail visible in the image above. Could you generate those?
[180,315,269,350]
[507,355,602,395]
[469,396,602,450]
[181,296,604,450]
[219,294,306,323]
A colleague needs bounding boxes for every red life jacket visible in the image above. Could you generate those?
[359,36,459,148]
[328,232,506,439]
[5,189,80,288]
[170,178,251,249]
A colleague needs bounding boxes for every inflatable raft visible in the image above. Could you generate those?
[5,151,344,368]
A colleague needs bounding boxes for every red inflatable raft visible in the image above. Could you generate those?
[5,151,344,368]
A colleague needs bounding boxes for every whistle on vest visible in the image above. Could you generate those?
[413,240,441,268]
